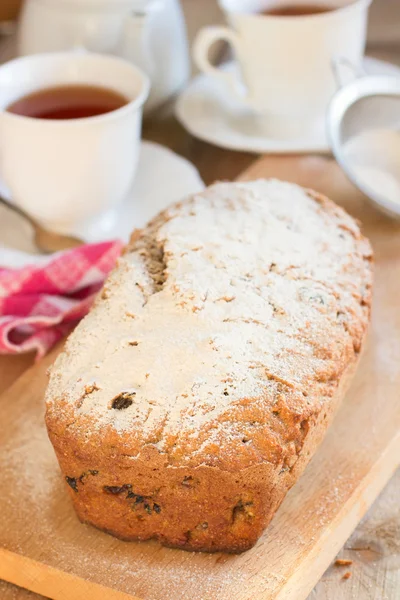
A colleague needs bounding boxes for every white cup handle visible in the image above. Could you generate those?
[193,26,250,104]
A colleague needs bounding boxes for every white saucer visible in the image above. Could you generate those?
[176,58,400,155]
[0,141,204,265]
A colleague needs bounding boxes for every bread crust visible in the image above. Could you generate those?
[45,180,372,553]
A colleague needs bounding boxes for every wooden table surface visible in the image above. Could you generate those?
[1,115,399,599]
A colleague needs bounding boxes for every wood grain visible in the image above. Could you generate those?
[310,469,400,600]
[0,0,23,23]
[0,580,46,600]
[0,155,399,600]
[0,353,34,395]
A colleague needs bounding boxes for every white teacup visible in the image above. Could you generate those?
[0,52,150,235]
[194,0,372,138]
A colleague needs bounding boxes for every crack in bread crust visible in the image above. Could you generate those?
[134,232,167,296]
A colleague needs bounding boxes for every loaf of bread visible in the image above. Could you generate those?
[45,180,372,553]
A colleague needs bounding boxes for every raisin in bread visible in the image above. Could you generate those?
[45,180,372,553]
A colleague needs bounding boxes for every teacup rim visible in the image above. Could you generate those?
[0,50,150,126]
[220,0,373,19]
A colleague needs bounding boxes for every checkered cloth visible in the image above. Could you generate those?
[0,241,122,359]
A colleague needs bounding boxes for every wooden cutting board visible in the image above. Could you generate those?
[1,155,400,600]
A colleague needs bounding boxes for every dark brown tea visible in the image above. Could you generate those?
[262,4,334,16]
[7,84,129,120]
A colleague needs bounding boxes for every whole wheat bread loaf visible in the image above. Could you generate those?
[45,180,372,553]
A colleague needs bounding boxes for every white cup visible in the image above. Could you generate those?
[0,51,150,235]
[193,0,372,138]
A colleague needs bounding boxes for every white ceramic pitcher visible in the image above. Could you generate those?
[17,0,190,113]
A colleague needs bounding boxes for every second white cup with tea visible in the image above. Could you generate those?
[0,51,150,235]
[193,0,372,138]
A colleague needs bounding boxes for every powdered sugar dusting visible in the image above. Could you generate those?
[46,180,372,465]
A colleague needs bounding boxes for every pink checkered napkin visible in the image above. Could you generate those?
[0,241,122,359]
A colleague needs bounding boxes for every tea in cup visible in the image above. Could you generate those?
[0,52,150,234]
